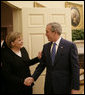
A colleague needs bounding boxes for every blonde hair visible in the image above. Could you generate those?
[6,32,22,48]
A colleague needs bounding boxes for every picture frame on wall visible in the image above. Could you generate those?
[34,1,45,8]
[65,2,83,30]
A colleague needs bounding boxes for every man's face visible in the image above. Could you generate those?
[46,25,56,42]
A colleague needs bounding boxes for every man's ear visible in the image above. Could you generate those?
[54,31,57,34]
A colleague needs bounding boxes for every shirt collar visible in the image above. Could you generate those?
[53,36,61,46]
[1,40,4,47]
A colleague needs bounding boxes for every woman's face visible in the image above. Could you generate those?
[11,36,23,49]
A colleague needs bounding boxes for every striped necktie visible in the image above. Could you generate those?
[51,43,56,65]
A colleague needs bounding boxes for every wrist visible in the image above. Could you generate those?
[71,89,79,94]
[31,77,34,82]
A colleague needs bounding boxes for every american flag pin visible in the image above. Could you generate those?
[61,46,63,48]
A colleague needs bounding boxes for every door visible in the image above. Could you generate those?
[22,8,71,94]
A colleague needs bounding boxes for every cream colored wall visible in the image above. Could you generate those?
[7,1,34,8]
[37,1,84,28]
[7,1,84,8]
[36,1,65,8]
[35,1,84,12]
[7,1,84,28]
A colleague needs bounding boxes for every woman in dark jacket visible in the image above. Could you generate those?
[1,32,41,95]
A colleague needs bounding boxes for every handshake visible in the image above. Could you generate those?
[24,77,34,86]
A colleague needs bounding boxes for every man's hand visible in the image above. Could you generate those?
[71,89,79,94]
[24,77,34,86]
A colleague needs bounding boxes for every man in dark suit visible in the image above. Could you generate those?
[1,33,8,66]
[1,40,7,49]
[1,33,8,67]
[24,22,80,94]
[1,31,8,95]
[1,31,8,49]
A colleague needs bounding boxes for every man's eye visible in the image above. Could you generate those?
[46,31,48,33]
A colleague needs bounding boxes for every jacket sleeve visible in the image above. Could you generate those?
[22,47,40,66]
[32,45,46,81]
[28,57,40,66]
[70,43,80,90]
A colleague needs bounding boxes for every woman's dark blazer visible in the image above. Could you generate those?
[1,47,39,95]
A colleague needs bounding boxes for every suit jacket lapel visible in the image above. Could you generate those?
[47,42,52,65]
[53,38,65,66]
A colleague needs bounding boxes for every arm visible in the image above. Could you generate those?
[24,62,46,86]
[24,45,46,86]
[32,45,46,81]
[22,47,41,66]
[70,43,80,93]
[32,61,46,81]
[24,58,46,87]
[28,51,42,66]
[28,57,40,66]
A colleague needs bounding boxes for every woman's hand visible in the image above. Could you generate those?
[38,51,42,59]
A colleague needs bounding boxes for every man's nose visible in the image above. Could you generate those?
[21,40,23,43]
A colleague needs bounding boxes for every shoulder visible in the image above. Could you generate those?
[20,47,28,54]
[1,47,11,59]
[1,47,10,54]
[20,47,29,57]
[61,38,76,46]
[61,38,77,51]
[43,42,52,47]
[20,47,26,51]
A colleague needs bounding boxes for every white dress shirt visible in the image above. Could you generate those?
[1,40,4,48]
[16,51,22,57]
[51,37,61,54]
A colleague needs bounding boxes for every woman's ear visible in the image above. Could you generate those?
[11,42,15,47]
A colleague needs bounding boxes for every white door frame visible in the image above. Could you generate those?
[2,1,22,33]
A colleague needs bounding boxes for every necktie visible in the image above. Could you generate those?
[51,43,56,65]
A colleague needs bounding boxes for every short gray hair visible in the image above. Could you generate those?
[47,22,62,35]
